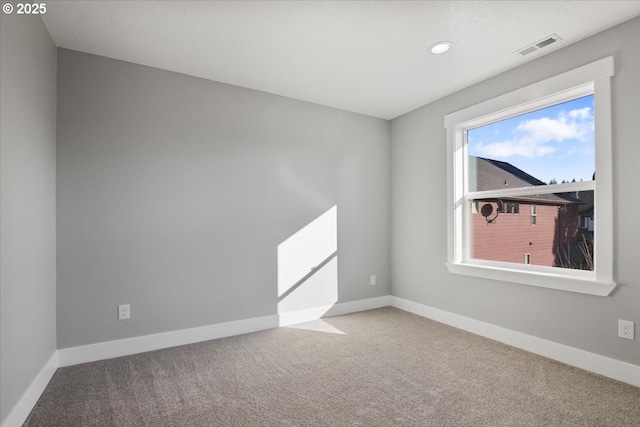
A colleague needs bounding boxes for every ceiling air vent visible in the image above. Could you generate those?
[516,34,562,56]
[536,37,557,49]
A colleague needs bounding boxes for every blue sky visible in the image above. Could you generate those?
[467,95,595,184]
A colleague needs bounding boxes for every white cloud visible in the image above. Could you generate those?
[472,106,593,159]
[475,139,557,158]
[568,107,592,120]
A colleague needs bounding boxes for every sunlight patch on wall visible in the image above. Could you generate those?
[277,205,338,316]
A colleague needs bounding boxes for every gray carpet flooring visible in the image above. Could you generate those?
[25,307,640,426]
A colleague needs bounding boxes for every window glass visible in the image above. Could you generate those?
[470,190,594,271]
[467,95,595,191]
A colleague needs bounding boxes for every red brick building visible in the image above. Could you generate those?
[469,157,593,270]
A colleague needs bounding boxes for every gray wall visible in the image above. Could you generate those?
[0,12,57,424]
[391,16,640,365]
[57,49,390,348]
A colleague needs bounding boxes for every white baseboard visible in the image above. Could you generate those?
[277,296,391,326]
[390,296,640,388]
[58,295,391,368]
[278,305,335,327]
[1,351,58,427]
[58,314,280,367]
[324,295,392,317]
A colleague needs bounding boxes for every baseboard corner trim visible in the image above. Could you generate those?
[390,296,640,388]
[1,350,58,427]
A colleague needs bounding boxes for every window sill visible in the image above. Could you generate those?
[445,262,616,296]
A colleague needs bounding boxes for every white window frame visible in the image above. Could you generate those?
[445,57,616,296]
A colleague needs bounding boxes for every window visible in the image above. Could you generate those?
[445,57,615,296]
[530,204,537,226]
[497,202,519,214]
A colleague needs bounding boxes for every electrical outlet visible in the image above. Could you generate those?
[618,319,634,340]
[370,275,376,286]
[118,304,131,320]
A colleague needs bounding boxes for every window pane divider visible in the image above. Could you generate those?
[467,181,594,200]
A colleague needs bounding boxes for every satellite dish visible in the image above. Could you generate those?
[480,202,499,224]
[480,204,494,218]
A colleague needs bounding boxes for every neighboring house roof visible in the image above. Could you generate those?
[468,156,581,205]
[566,190,594,215]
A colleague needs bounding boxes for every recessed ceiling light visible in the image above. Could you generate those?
[430,41,452,55]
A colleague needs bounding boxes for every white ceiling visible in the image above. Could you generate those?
[42,1,640,120]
